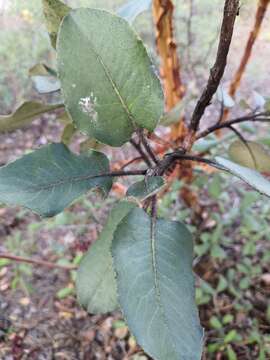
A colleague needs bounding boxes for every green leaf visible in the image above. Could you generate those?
[0,143,112,217]
[127,176,165,200]
[76,201,136,314]
[215,157,270,197]
[112,208,204,360]
[61,123,77,145]
[42,0,71,49]
[57,8,164,147]
[80,138,104,153]
[159,101,185,126]
[229,140,270,172]
[264,98,270,112]
[227,345,237,360]
[29,63,57,77]
[57,286,74,299]
[0,102,63,133]
[117,0,152,23]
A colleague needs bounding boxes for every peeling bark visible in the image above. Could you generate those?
[152,0,198,211]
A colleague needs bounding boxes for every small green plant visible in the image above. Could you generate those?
[1,0,270,359]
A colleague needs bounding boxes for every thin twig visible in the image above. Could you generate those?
[0,253,78,271]
[120,157,143,170]
[196,111,270,139]
[130,139,152,167]
[100,169,147,178]
[153,151,226,176]
[228,125,258,168]
[139,130,159,165]
[189,0,239,133]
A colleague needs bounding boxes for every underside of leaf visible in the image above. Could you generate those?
[76,201,137,314]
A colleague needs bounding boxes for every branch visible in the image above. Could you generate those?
[153,151,226,176]
[226,0,269,114]
[218,0,270,127]
[189,0,239,133]
[196,111,270,139]
[0,253,78,271]
[139,130,159,165]
[130,139,152,167]
[107,169,147,177]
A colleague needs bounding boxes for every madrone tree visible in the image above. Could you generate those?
[1,0,270,359]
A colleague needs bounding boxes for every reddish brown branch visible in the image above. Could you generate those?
[230,0,269,97]
[0,253,78,271]
[196,111,270,139]
[221,0,270,123]
[188,0,239,135]
[152,0,185,110]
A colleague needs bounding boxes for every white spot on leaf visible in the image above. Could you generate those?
[79,94,98,123]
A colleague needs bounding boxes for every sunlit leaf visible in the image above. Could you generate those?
[61,123,77,145]
[29,63,57,77]
[112,208,204,360]
[0,143,112,217]
[0,102,63,133]
[229,140,270,172]
[57,8,164,146]
[42,0,71,48]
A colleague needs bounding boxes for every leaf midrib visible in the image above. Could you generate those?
[0,171,109,194]
[149,218,178,358]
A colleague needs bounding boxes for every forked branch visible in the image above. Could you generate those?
[196,111,270,139]
[189,0,239,134]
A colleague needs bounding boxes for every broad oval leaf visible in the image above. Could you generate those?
[215,157,270,197]
[57,8,164,147]
[229,140,270,172]
[127,176,164,200]
[76,200,136,314]
[117,0,152,23]
[0,143,112,217]
[112,208,204,360]
[0,102,63,133]
[42,0,71,48]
